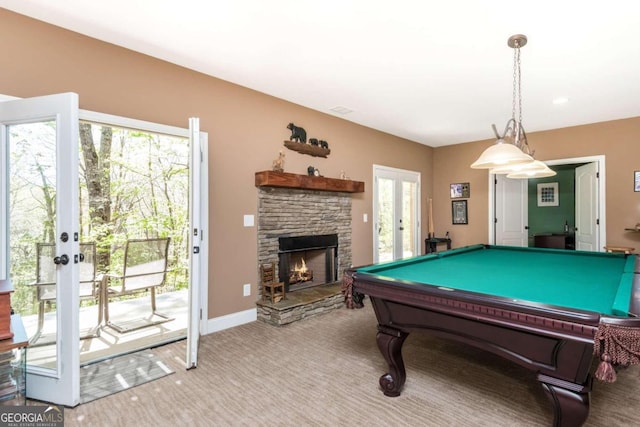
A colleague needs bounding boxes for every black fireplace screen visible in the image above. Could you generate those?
[278,234,338,291]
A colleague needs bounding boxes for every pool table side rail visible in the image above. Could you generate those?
[348,269,601,340]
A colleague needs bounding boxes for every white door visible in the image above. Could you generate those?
[186,118,205,368]
[494,174,528,246]
[373,165,421,262]
[1,93,80,405]
[575,162,599,251]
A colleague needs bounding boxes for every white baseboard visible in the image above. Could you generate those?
[205,308,257,334]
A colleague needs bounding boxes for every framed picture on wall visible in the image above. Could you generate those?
[450,182,470,198]
[452,200,468,224]
[635,171,640,192]
[537,182,559,207]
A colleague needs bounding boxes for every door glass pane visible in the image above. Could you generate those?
[78,121,189,364]
[402,181,417,258]
[377,178,394,262]
[8,121,59,372]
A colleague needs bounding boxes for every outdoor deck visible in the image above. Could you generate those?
[22,289,188,367]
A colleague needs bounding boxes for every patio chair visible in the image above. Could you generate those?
[29,242,100,345]
[101,237,173,333]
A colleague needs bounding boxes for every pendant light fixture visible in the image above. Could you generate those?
[470,34,556,179]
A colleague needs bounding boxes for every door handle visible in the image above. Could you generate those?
[53,254,69,265]
[399,227,404,231]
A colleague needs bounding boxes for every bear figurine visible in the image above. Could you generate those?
[287,123,307,143]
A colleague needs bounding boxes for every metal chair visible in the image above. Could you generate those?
[101,237,173,333]
[29,242,100,345]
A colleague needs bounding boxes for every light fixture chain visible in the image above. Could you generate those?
[516,43,522,125]
[512,46,517,120]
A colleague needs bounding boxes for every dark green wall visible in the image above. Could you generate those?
[527,166,576,245]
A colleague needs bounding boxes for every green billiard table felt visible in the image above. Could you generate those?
[357,245,632,316]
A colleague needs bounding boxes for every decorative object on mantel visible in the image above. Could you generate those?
[340,170,349,180]
[284,122,331,158]
[255,171,364,193]
[287,122,307,143]
[272,150,285,173]
[307,166,320,177]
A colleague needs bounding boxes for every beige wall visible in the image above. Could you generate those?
[0,10,433,319]
[4,10,639,322]
[433,118,640,250]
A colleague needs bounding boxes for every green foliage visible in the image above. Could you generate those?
[9,121,191,315]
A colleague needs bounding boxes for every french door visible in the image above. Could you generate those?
[2,94,205,405]
[1,93,81,405]
[187,117,203,369]
[373,165,421,262]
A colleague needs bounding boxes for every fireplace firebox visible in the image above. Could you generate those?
[278,234,338,292]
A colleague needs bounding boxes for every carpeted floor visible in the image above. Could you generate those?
[79,349,174,404]
[58,300,640,426]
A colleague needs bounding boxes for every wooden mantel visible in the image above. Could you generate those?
[255,171,364,193]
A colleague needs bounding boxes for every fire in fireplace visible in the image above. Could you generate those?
[289,257,313,284]
[278,234,338,292]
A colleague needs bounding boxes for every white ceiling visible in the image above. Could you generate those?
[3,0,640,147]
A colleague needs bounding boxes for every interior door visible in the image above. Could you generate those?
[575,162,599,251]
[1,93,80,405]
[494,174,528,246]
[373,165,421,262]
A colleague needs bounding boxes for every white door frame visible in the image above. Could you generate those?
[187,117,205,368]
[1,93,81,405]
[373,165,421,262]
[80,110,209,364]
[488,155,606,249]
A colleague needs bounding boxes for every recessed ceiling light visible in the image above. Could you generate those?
[552,97,569,105]
[329,106,354,115]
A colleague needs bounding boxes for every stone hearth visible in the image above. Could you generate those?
[256,282,343,326]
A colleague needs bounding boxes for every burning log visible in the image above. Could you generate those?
[290,258,314,283]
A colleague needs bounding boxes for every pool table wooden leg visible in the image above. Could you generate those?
[539,374,591,427]
[376,325,408,397]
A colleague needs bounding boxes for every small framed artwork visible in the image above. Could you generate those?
[450,182,470,199]
[635,171,640,192]
[452,200,468,224]
[537,182,559,207]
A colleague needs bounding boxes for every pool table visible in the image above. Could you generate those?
[343,244,640,427]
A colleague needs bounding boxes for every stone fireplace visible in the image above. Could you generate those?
[255,171,364,325]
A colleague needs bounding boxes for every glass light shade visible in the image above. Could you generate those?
[506,160,557,179]
[490,159,541,175]
[470,140,533,169]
